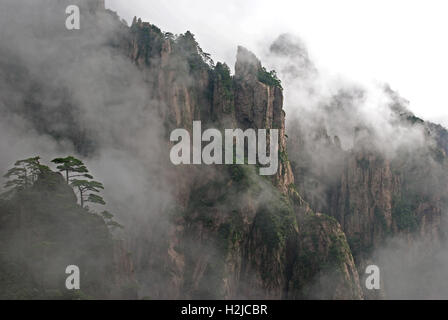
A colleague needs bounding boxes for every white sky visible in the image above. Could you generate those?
[106,0,448,127]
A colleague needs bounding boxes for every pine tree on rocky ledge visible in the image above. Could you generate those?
[1,156,50,199]
[51,156,92,183]
[52,156,106,209]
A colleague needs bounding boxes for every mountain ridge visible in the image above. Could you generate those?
[0,0,447,299]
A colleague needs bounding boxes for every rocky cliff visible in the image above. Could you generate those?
[287,77,448,298]
[120,15,362,299]
[1,0,446,300]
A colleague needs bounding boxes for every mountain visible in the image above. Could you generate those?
[0,170,136,299]
[0,0,447,299]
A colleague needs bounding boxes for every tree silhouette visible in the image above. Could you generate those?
[51,156,92,183]
[52,156,106,209]
[70,179,105,208]
[101,210,124,230]
[1,156,49,198]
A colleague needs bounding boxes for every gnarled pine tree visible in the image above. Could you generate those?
[52,156,105,209]
[1,156,49,199]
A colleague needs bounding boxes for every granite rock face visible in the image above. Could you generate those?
[121,16,362,300]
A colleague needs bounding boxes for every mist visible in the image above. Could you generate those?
[0,0,173,217]
[262,33,448,299]
[106,0,448,128]
[0,0,179,298]
[1,0,448,300]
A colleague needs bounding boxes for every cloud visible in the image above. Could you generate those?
[106,0,448,127]
[0,0,174,233]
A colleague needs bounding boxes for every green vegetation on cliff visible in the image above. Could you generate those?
[289,214,361,299]
[392,195,418,232]
[257,67,282,89]
[214,62,234,105]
